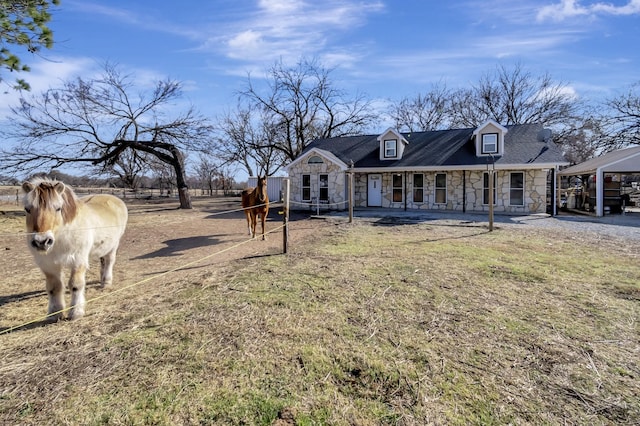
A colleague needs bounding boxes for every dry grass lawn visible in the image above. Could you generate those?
[0,195,639,425]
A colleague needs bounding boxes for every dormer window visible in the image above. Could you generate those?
[482,133,498,154]
[378,128,409,160]
[473,120,507,157]
[384,139,397,158]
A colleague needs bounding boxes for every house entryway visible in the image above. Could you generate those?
[368,174,382,207]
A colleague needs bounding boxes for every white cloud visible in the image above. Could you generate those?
[537,0,640,22]
[216,0,385,65]
[1,57,97,119]
[593,0,640,15]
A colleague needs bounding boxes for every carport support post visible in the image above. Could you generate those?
[488,154,495,231]
[348,170,354,223]
[283,178,290,254]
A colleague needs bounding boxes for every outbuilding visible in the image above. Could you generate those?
[558,146,640,216]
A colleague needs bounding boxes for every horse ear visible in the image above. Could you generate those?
[53,182,66,195]
[22,182,34,193]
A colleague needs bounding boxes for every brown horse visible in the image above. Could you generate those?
[22,177,128,321]
[241,176,269,240]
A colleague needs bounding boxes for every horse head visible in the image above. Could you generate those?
[256,176,268,203]
[22,178,78,252]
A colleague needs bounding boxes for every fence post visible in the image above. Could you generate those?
[283,178,290,254]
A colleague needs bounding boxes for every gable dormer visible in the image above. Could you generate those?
[377,128,409,161]
[472,119,508,157]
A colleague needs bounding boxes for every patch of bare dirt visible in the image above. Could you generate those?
[0,196,324,327]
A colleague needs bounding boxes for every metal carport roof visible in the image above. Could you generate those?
[558,146,640,176]
[557,145,640,216]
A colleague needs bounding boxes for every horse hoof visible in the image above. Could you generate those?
[68,308,85,320]
[45,313,63,323]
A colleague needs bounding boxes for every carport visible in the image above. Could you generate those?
[558,146,640,216]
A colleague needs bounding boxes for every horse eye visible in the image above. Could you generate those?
[24,207,31,214]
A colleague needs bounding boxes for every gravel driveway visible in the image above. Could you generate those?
[326,208,640,242]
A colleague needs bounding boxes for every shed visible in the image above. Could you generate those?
[558,146,640,216]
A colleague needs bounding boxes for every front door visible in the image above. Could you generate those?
[368,174,382,207]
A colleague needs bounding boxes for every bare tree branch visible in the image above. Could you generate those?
[0,62,213,208]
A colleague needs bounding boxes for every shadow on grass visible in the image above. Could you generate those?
[132,235,222,259]
[0,319,52,334]
[0,289,45,307]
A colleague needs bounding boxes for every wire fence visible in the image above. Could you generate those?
[0,187,243,206]
[0,188,291,335]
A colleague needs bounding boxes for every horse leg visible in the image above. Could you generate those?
[251,211,257,239]
[260,211,267,241]
[100,249,117,288]
[68,264,87,320]
[245,210,252,236]
[44,269,64,322]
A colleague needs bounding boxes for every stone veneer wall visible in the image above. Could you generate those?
[352,170,548,214]
[287,155,347,210]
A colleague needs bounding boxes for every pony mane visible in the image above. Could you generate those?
[24,177,79,224]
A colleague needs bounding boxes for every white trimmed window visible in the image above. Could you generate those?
[482,133,498,154]
[392,174,403,202]
[510,172,524,206]
[384,139,397,158]
[319,174,328,202]
[483,172,497,205]
[413,173,424,203]
[435,173,447,204]
[302,174,311,201]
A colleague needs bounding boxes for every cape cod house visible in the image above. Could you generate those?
[285,120,569,215]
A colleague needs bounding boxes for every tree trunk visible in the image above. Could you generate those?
[178,187,192,209]
[171,147,192,209]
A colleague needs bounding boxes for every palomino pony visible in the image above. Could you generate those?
[241,176,269,240]
[22,177,128,321]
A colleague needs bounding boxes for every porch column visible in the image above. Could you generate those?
[596,167,604,217]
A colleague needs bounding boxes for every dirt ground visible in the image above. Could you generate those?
[0,196,322,327]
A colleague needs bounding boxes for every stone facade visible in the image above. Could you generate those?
[288,152,550,214]
[287,151,347,211]
[308,167,548,214]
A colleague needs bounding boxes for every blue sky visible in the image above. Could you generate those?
[2,0,640,176]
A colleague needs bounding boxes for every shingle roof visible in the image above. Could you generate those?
[304,123,567,169]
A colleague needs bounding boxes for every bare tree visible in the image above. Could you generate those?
[388,82,451,132]
[604,81,640,148]
[194,154,221,196]
[1,63,213,208]
[449,63,580,132]
[147,156,176,197]
[104,148,147,189]
[213,104,286,177]
[239,58,376,162]
[559,117,606,164]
